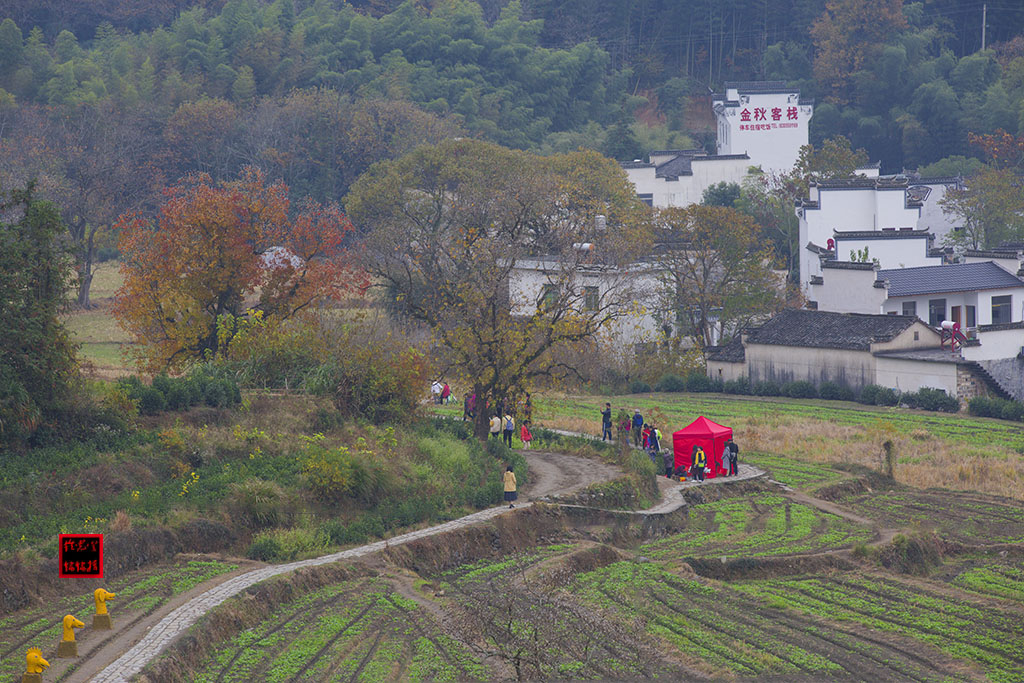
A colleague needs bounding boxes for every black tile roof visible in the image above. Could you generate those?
[655,155,694,179]
[706,335,746,363]
[821,261,876,270]
[834,229,930,240]
[965,249,1020,259]
[721,80,792,93]
[879,262,1024,297]
[746,309,919,351]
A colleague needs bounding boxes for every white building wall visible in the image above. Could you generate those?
[707,359,746,382]
[810,268,886,314]
[915,181,960,242]
[624,156,751,208]
[715,90,811,172]
[962,329,1024,361]
[833,237,939,270]
[882,293,978,324]
[745,344,876,388]
[874,357,958,395]
[507,265,664,347]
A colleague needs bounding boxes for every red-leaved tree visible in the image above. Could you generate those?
[114,168,365,372]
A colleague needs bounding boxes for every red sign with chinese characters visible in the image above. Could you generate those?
[59,534,103,578]
[739,107,800,130]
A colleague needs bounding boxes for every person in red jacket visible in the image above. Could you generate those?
[520,420,533,449]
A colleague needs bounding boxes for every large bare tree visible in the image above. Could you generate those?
[346,138,651,439]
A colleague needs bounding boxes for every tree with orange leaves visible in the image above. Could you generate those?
[114,168,364,372]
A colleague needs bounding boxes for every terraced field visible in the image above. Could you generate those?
[196,577,485,683]
[639,492,874,560]
[0,559,237,681]
[836,489,1024,544]
[576,561,979,681]
[733,570,1024,682]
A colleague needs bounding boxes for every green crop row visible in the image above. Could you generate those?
[576,561,846,677]
[733,575,1024,682]
[638,493,871,559]
[195,578,485,682]
[953,564,1024,604]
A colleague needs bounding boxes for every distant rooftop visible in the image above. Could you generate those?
[879,262,1024,297]
[746,309,921,351]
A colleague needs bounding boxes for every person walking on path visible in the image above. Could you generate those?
[692,445,707,482]
[601,403,613,441]
[502,413,515,448]
[503,465,518,508]
[632,409,644,447]
[490,414,502,439]
[441,382,451,405]
[431,380,442,404]
[647,424,661,468]
[520,420,533,449]
[722,441,733,477]
[726,438,739,476]
[662,446,674,479]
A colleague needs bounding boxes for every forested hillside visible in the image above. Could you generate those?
[1,0,1023,304]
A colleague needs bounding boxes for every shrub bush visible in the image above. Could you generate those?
[819,381,855,401]
[1000,400,1024,422]
[137,387,167,416]
[654,374,687,392]
[782,380,818,399]
[246,534,282,561]
[684,374,722,393]
[306,343,429,424]
[722,377,750,395]
[968,396,997,418]
[873,387,899,406]
[752,380,781,396]
[858,384,882,405]
[903,387,959,413]
[228,479,291,530]
[629,380,653,394]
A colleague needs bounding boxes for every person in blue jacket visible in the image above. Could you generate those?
[631,409,644,447]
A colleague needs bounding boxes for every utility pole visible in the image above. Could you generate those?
[982,3,987,51]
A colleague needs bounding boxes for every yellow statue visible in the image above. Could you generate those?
[93,588,116,629]
[94,588,116,615]
[62,614,84,642]
[57,614,85,657]
[26,647,50,673]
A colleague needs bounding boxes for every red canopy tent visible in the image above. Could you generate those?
[672,416,733,478]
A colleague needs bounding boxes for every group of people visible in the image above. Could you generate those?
[600,403,741,482]
[430,380,451,405]
[489,412,533,448]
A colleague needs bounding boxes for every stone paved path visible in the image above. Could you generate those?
[88,433,764,682]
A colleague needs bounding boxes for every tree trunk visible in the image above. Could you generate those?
[473,383,491,441]
[75,224,99,309]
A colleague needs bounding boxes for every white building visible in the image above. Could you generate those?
[507,257,664,347]
[806,258,1024,365]
[706,309,1012,405]
[797,175,963,294]
[622,150,751,208]
[712,81,813,173]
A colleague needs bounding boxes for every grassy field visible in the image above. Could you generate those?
[433,390,1024,500]
[63,261,133,376]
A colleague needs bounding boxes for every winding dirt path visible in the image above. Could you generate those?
[63,447,770,682]
[66,450,628,682]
